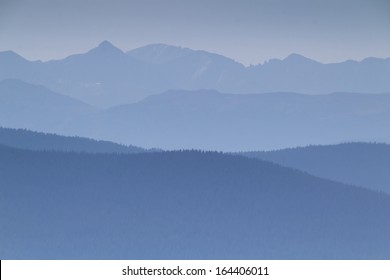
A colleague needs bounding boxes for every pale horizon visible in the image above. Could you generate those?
[1,0,389,65]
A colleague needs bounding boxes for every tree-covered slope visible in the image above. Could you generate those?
[1,146,389,259]
[0,127,146,153]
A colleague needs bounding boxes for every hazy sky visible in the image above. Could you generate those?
[1,0,389,65]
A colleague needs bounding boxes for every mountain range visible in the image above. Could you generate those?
[1,41,389,108]
[2,40,390,261]
[64,89,390,151]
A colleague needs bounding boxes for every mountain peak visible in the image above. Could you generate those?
[98,40,116,48]
[284,53,319,64]
[88,40,124,56]
[0,50,30,63]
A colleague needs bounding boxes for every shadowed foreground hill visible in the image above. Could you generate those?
[1,146,390,259]
[241,143,390,194]
[0,127,146,153]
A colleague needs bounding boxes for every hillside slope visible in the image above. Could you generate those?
[1,147,390,259]
[0,127,146,153]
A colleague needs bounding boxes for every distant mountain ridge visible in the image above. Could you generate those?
[240,143,390,194]
[1,80,389,151]
[0,79,94,132]
[63,89,390,151]
[1,41,389,107]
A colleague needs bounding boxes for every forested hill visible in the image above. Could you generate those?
[0,127,146,153]
[1,146,389,259]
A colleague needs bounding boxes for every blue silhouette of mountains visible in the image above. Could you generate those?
[1,41,390,261]
[1,41,389,107]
